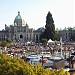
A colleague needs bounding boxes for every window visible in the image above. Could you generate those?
[27,37,28,40]
[20,35,23,39]
[30,37,31,40]
[27,34,28,36]
[15,34,16,36]
[30,34,31,36]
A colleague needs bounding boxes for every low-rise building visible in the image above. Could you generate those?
[58,27,75,42]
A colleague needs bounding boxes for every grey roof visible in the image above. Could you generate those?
[34,27,45,32]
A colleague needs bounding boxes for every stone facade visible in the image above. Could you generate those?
[58,28,75,42]
[1,11,75,43]
[0,11,44,42]
[0,30,8,41]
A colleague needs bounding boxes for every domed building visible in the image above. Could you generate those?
[14,11,22,27]
[3,11,44,42]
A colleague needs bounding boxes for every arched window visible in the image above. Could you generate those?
[20,35,23,39]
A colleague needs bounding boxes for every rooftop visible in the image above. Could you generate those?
[15,11,22,20]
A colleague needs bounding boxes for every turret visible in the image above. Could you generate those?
[14,11,22,26]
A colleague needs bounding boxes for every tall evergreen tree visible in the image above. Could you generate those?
[40,11,55,42]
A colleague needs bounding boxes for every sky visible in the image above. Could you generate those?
[0,0,74,30]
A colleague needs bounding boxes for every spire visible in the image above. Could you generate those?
[26,22,29,27]
[18,11,20,15]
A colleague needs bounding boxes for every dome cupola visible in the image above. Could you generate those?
[14,11,22,26]
[15,11,22,20]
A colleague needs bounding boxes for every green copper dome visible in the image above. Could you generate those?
[15,11,22,20]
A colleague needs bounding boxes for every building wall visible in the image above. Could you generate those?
[0,31,9,41]
[53,60,64,69]
[58,29,75,42]
[0,12,44,42]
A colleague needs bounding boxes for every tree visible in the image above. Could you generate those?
[0,40,7,47]
[40,11,55,42]
[59,68,65,75]
[70,35,75,41]
[0,54,70,75]
[41,38,48,45]
[6,38,12,44]
[64,71,70,75]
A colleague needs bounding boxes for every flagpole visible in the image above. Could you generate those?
[60,37,62,57]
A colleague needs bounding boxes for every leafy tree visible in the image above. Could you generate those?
[0,38,12,51]
[6,38,12,44]
[64,71,70,75]
[70,35,75,41]
[40,38,48,45]
[0,54,70,75]
[0,38,12,48]
[0,40,7,47]
[0,54,35,75]
[40,11,56,42]
[58,68,65,75]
